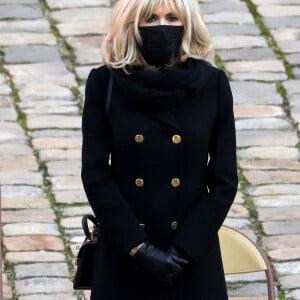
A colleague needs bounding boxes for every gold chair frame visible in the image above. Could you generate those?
[219,225,276,300]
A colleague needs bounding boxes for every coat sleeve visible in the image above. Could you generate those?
[81,68,147,257]
[173,70,238,262]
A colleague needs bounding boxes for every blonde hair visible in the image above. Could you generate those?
[102,0,212,69]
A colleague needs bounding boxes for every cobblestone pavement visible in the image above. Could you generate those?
[0,0,300,299]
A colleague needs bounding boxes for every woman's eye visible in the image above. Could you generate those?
[146,16,156,23]
[167,15,178,22]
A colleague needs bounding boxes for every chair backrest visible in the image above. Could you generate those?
[219,225,275,300]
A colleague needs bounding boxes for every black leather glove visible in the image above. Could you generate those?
[133,242,189,286]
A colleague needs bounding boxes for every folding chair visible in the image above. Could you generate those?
[219,226,276,300]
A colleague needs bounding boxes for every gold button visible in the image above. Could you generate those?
[135,134,144,143]
[172,135,182,144]
[171,221,178,230]
[171,178,181,188]
[135,178,144,187]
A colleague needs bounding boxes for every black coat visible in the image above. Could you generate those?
[81,58,238,300]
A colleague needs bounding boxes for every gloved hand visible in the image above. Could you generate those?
[133,242,189,286]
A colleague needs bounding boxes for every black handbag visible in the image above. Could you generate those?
[73,214,99,290]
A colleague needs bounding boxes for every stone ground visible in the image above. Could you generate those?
[0,0,299,299]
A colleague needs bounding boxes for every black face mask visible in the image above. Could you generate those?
[139,25,184,67]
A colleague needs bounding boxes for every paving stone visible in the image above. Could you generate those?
[278,40,300,53]
[280,274,300,289]
[287,290,300,300]
[6,251,66,263]
[271,28,300,42]
[231,72,288,81]
[19,295,77,300]
[0,33,56,46]
[253,0,300,4]
[24,105,79,115]
[250,184,300,196]
[240,159,300,170]
[0,170,43,185]
[263,220,300,235]
[264,16,300,29]
[6,62,76,88]
[19,84,73,101]
[223,218,251,229]
[2,208,55,223]
[218,48,277,61]
[61,205,92,217]
[0,107,17,120]
[228,204,249,218]
[0,0,39,4]
[57,20,108,36]
[2,273,13,299]
[46,0,109,9]
[4,45,61,63]
[0,4,42,19]
[283,80,300,95]
[213,36,267,49]
[51,7,112,23]
[230,81,282,105]
[235,118,290,130]
[257,207,300,221]
[244,170,300,185]
[1,196,50,209]
[51,176,82,190]
[3,222,60,236]
[0,155,38,171]
[20,99,76,109]
[236,131,298,147]
[39,149,81,161]
[238,147,299,161]
[269,248,300,261]
[0,19,50,33]
[294,67,300,79]
[75,48,102,65]
[228,283,267,297]
[0,84,10,95]
[226,272,266,284]
[32,137,81,150]
[200,2,250,14]
[234,105,284,118]
[0,143,32,155]
[47,160,81,176]
[31,129,82,138]
[27,115,81,129]
[254,195,300,207]
[54,190,88,204]
[15,263,69,279]
[276,261,300,276]
[204,12,254,24]
[15,277,73,294]
[258,5,300,17]
[61,216,82,229]
[226,60,285,73]
[262,235,300,250]
[0,130,27,143]
[3,235,64,251]
[66,35,104,50]
[0,95,12,108]
[1,185,44,197]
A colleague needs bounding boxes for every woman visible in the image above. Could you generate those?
[81,0,238,299]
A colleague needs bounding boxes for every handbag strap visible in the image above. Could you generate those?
[105,73,113,119]
[82,215,98,239]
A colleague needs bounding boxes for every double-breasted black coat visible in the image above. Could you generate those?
[81,58,238,300]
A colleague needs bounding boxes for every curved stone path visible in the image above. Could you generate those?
[0,0,299,299]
